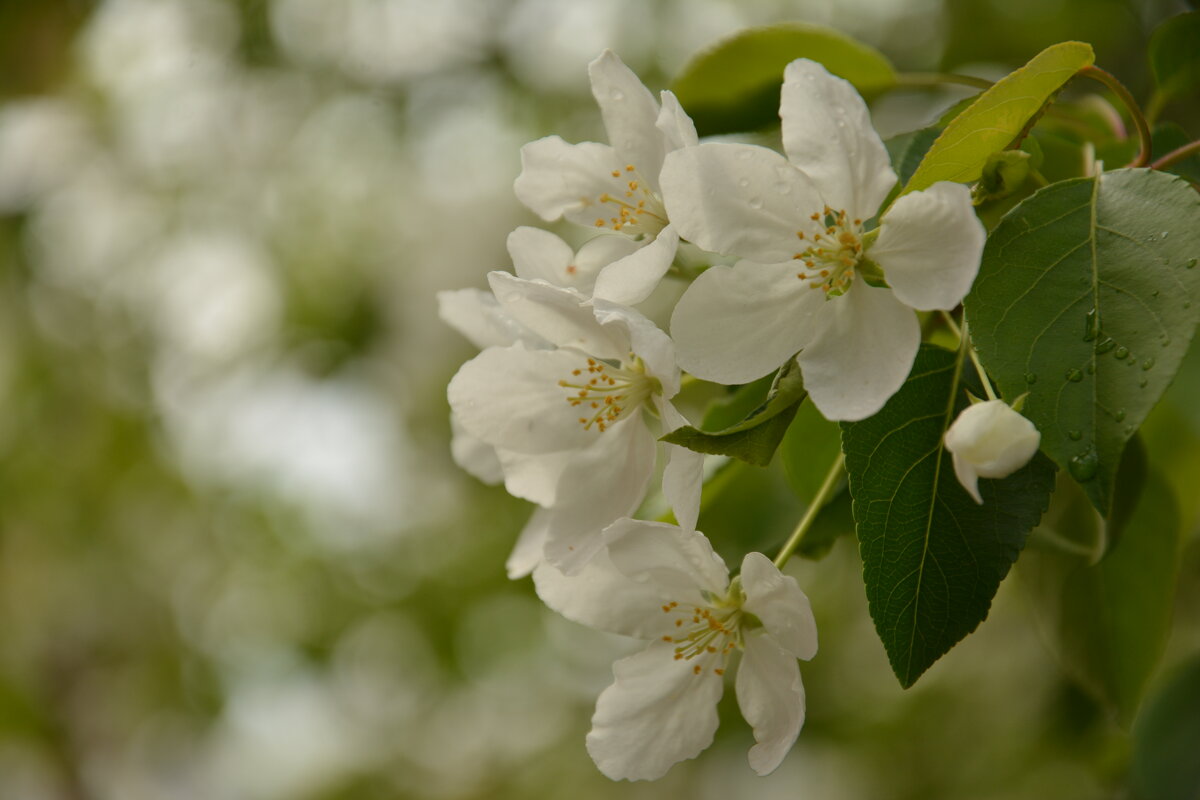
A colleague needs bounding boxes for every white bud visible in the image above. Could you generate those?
[943,399,1041,504]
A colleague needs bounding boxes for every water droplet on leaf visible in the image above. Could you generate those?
[1068,430,1082,441]
[1115,346,1129,359]
[1069,450,1099,481]
[1095,337,1115,354]
[1139,377,1149,388]
[1142,357,1155,370]
[1114,409,1126,422]
[1024,373,1037,384]
[1066,368,1083,382]
[1083,308,1099,341]
[1184,257,1197,269]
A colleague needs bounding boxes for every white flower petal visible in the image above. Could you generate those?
[514,135,623,224]
[605,520,729,599]
[449,413,504,485]
[448,345,603,454]
[437,288,545,350]
[660,142,824,264]
[780,59,896,218]
[870,181,985,311]
[496,447,575,506]
[592,223,679,306]
[488,271,626,359]
[574,233,642,274]
[507,226,578,286]
[533,546,671,638]
[739,552,818,661]
[736,631,806,776]
[591,297,680,397]
[587,641,724,781]
[658,400,704,533]
[796,282,919,421]
[589,50,666,193]
[656,90,698,152]
[671,259,815,385]
[950,450,984,504]
[541,420,658,574]
[507,508,551,579]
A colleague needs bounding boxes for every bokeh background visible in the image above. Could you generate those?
[1,1,1198,798]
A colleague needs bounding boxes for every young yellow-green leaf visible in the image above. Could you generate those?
[1149,11,1200,104]
[671,22,895,136]
[966,168,1200,516]
[841,345,1057,688]
[1020,467,1180,726]
[661,360,806,466]
[903,41,1094,195]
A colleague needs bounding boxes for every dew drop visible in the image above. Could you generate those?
[1069,450,1099,481]
[1024,372,1037,384]
[737,150,753,161]
[1125,425,1135,436]
[1151,290,1160,298]
[1094,337,1116,355]
[1139,376,1149,388]
[1142,357,1155,370]
[748,196,764,209]
[775,182,792,196]
[1186,301,1193,309]
[836,119,846,128]
[610,88,625,101]
[1083,308,1099,341]
[1114,409,1126,422]
[1068,430,1082,441]
[1161,231,1170,239]
[1186,258,1197,269]
[1114,346,1129,359]
[1066,368,1083,382]
[1086,363,1095,375]
[738,177,750,188]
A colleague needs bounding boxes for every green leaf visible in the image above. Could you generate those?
[966,168,1200,515]
[671,22,895,136]
[1020,467,1180,725]
[903,41,1094,195]
[1131,654,1200,800]
[662,360,807,466]
[1150,11,1200,104]
[841,344,1057,688]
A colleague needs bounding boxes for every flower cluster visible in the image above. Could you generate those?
[442,50,1039,781]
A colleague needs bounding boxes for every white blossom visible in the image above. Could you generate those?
[662,59,985,421]
[534,520,818,780]
[447,274,702,574]
[513,50,697,305]
[944,398,1041,504]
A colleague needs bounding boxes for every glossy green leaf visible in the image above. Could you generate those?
[1150,11,1200,104]
[903,41,1094,194]
[1021,467,1180,725]
[1131,654,1200,800]
[966,168,1200,515]
[841,345,1057,688]
[662,360,806,466]
[670,22,895,136]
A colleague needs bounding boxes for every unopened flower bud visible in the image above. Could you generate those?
[944,399,1041,504]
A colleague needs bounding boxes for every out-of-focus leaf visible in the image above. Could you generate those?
[842,345,1057,688]
[903,41,1094,195]
[1021,467,1180,725]
[967,168,1200,515]
[662,360,806,466]
[779,398,848,561]
[671,22,896,136]
[1149,11,1200,105]
[1153,122,1200,184]
[1131,654,1200,800]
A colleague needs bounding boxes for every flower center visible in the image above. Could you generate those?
[658,596,744,677]
[559,355,657,433]
[792,205,865,296]
[591,164,668,237]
